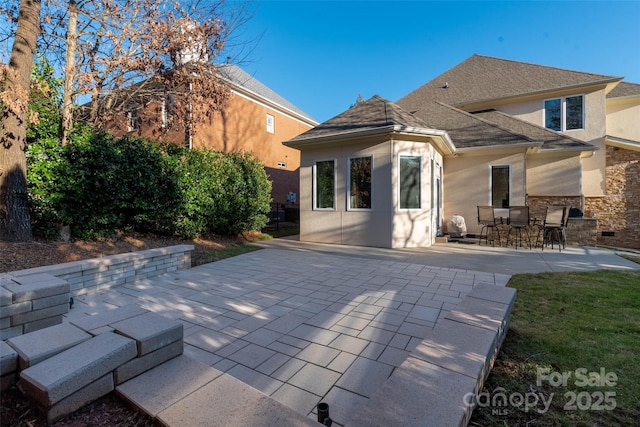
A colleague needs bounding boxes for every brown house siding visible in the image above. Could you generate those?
[104,91,312,206]
[585,146,639,249]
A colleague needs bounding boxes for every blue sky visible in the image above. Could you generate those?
[233,1,640,123]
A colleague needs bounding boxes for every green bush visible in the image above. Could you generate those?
[174,149,271,238]
[27,131,271,239]
[56,134,182,239]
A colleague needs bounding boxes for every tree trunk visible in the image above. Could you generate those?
[61,0,78,146]
[0,0,41,242]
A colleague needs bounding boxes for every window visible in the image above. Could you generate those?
[544,95,583,131]
[349,156,372,209]
[314,160,335,209]
[266,114,274,133]
[491,165,510,208]
[127,107,139,132]
[399,156,421,209]
[162,95,175,128]
[277,161,287,168]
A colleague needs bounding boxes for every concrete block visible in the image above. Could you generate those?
[346,357,476,427]
[11,303,68,326]
[4,275,69,302]
[0,300,32,318]
[1,340,18,375]
[157,374,317,427]
[410,319,496,389]
[1,372,17,392]
[19,332,136,406]
[467,283,516,306]
[7,323,92,369]
[1,325,23,341]
[445,297,510,336]
[32,293,72,311]
[70,305,148,333]
[335,357,394,398]
[45,374,114,423]
[116,355,222,417]
[114,340,183,385]
[23,315,63,334]
[1,286,13,306]
[111,311,183,356]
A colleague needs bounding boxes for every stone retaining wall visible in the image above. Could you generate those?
[6,245,194,297]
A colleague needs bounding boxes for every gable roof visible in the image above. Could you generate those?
[285,95,452,147]
[217,64,317,124]
[398,54,622,110]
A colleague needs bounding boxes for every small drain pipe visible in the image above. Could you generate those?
[317,402,332,426]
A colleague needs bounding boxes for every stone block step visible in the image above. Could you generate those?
[7,323,92,369]
[1,341,18,392]
[3,274,69,302]
[70,304,148,334]
[19,332,136,407]
[116,354,316,427]
[110,311,183,356]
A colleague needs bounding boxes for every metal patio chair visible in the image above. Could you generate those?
[477,206,501,246]
[507,206,531,249]
[542,206,568,251]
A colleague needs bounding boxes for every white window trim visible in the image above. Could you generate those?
[347,155,373,211]
[127,107,139,132]
[266,114,275,133]
[313,159,337,211]
[398,154,422,211]
[489,164,511,209]
[543,94,584,132]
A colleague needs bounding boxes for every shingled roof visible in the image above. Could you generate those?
[217,64,317,123]
[285,95,448,145]
[607,81,640,99]
[398,54,622,109]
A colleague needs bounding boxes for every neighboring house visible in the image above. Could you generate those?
[105,64,318,206]
[286,55,639,249]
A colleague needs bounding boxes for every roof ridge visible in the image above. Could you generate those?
[471,54,623,80]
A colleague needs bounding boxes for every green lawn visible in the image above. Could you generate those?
[469,269,640,427]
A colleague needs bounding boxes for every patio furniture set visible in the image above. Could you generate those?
[477,205,570,251]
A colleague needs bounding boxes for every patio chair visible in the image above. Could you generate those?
[507,206,531,249]
[542,206,567,251]
[477,206,501,246]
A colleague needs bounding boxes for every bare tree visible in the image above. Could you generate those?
[44,0,254,144]
[0,0,40,241]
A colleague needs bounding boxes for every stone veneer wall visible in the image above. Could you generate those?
[584,146,639,249]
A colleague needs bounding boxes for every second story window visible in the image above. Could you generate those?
[266,114,274,133]
[127,107,139,132]
[544,95,583,131]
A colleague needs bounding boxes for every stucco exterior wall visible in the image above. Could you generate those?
[443,152,526,236]
[606,98,640,142]
[526,154,582,196]
[496,89,607,196]
[390,140,443,248]
[298,138,393,248]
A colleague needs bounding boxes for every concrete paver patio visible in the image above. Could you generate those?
[60,240,638,426]
[64,247,509,426]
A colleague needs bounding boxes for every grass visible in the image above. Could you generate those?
[469,269,640,427]
[190,225,300,266]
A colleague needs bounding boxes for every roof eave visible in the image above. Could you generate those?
[606,135,640,152]
[284,124,455,154]
[457,78,623,111]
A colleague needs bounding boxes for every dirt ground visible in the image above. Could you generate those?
[0,232,258,427]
